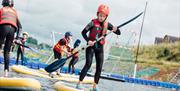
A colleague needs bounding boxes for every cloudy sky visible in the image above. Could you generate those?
[10,0,180,45]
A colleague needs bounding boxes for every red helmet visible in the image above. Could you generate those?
[97,4,109,16]
[2,0,14,7]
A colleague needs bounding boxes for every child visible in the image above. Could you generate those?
[0,0,22,77]
[53,31,72,75]
[68,39,81,74]
[16,32,29,65]
[76,4,121,91]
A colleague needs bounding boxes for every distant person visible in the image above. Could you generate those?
[0,0,22,77]
[68,39,81,74]
[76,4,121,91]
[15,32,29,65]
[52,31,72,75]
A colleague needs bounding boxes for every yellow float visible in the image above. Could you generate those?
[0,77,41,91]
[11,65,93,84]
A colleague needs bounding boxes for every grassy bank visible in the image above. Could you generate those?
[107,41,180,82]
[135,41,180,63]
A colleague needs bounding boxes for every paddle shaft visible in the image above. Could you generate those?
[117,12,143,28]
[14,42,30,49]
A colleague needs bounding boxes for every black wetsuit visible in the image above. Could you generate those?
[0,19,22,71]
[16,38,26,65]
[79,20,120,84]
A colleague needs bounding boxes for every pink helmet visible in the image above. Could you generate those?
[97,4,109,16]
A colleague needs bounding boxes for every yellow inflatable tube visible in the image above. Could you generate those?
[11,65,50,78]
[39,68,94,84]
[0,77,41,91]
[11,65,93,84]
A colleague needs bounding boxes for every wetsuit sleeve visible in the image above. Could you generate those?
[81,21,94,42]
[108,22,121,35]
[16,18,22,39]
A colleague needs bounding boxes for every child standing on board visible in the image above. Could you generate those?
[0,0,23,77]
[52,32,72,75]
[76,4,121,91]
[15,32,29,65]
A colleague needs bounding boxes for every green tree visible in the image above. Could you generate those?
[26,37,38,45]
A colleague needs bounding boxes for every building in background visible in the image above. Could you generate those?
[154,35,180,44]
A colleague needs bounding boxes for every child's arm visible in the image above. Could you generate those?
[61,47,71,56]
[81,21,94,42]
[108,22,121,35]
[82,21,95,46]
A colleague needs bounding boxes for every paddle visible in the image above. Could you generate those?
[15,41,31,49]
[45,12,143,73]
[15,41,48,56]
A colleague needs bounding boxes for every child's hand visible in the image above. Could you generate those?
[13,39,17,43]
[14,39,21,44]
[66,52,71,57]
[88,41,94,46]
[112,26,117,32]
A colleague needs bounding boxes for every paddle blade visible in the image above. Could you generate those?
[45,58,67,73]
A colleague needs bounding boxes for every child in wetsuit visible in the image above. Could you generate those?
[16,32,28,65]
[0,0,23,77]
[76,4,121,91]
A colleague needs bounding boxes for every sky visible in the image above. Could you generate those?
[9,0,180,46]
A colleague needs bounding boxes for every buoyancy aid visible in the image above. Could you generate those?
[0,7,17,28]
[88,19,108,45]
[54,38,68,56]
